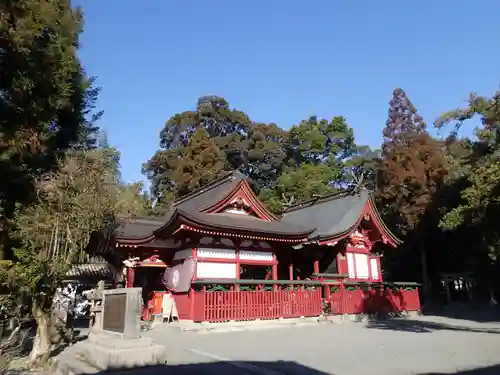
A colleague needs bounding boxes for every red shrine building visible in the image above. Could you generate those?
[111,171,420,322]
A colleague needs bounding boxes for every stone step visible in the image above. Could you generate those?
[52,353,103,375]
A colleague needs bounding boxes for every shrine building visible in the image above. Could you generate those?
[111,171,420,322]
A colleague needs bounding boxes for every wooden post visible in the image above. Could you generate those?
[189,287,196,321]
[339,278,346,315]
[289,262,294,281]
[126,267,135,288]
[313,260,319,274]
[235,248,240,292]
[272,254,278,291]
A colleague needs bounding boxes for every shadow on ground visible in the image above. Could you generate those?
[421,363,500,375]
[365,317,500,334]
[73,361,500,375]
[365,305,500,334]
[423,305,500,323]
[85,361,329,375]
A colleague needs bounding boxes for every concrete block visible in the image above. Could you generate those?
[76,340,167,370]
[87,332,154,349]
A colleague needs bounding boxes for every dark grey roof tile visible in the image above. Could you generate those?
[115,217,168,239]
[173,171,245,212]
[186,211,313,237]
[281,190,369,240]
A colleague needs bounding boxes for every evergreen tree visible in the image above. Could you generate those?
[143,96,287,203]
[174,126,227,197]
[0,0,101,259]
[436,90,500,293]
[379,89,447,232]
[378,88,448,296]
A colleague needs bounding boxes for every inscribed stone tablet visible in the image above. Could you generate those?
[102,293,126,334]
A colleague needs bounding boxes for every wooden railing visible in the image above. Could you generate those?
[185,279,421,323]
[191,279,323,322]
[328,281,421,315]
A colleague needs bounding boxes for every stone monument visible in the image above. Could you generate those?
[86,280,105,331]
[53,288,168,374]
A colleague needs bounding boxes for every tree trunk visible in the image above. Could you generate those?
[420,245,430,306]
[29,302,52,367]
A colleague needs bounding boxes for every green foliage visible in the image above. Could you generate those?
[143,96,291,200]
[144,99,375,212]
[143,96,247,201]
[260,164,338,213]
[0,0,101,260]
[287,115,356,165]
[260,116,376,211]
[15,149,120,269]
[174,127,227,196]
[117,182,152,218]
[437,90,500,233]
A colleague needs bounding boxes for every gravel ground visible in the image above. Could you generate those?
[144,314,500,375]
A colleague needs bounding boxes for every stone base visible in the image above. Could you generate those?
[54,332,167,374]
[79,332,167,370]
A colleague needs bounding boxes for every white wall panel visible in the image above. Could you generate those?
[370,258,379,280]
[196,262,236,279]
[354,253,369,279]
[239,250,273,262]
[347,253,356,278]
[197,248,236,260]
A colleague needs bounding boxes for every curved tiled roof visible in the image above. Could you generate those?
[282,189,400,245]
[282,190,369,240]
[115,171,399,246]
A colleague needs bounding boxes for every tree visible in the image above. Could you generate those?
[174,127,227,197]
[0,149,133,365]
[143,96,288,202]
[379,89,447,231]
[435,90,500,290]
[287,116,357,166]
[260,163,338,213]
[436,90,500,231]
[0,0,100,259]
[259,115,374,212]
[378,88,448,295]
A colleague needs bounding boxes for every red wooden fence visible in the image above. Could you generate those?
[329,287,420,315]
[192,288,323,322]
[180,282,421,323]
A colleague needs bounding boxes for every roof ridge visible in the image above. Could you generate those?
[282,188,360,214]
[119,217,166,224]
[173,170,246,206]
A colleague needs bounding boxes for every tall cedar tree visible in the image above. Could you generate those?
[378,89,447,294]
[174,126,227,197]
[379,89,447,232]
[0,0,100,259]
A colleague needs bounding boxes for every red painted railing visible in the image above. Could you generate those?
[183,280,421,322]
[192,288,322,322]
[329,286,420,315]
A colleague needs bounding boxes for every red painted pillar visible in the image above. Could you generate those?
[289,262,294,281]
[192,247,198,282]
[272,254,278,291]
[377,257,383,282]
[313,259,319,274]
[337,279,344,314]
[126,267,135,288]
[235,248,240,292]
[190,246,198,320]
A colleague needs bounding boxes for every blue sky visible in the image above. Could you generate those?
[74,0,500,185]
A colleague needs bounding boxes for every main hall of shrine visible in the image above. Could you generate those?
[108,171,418,322]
